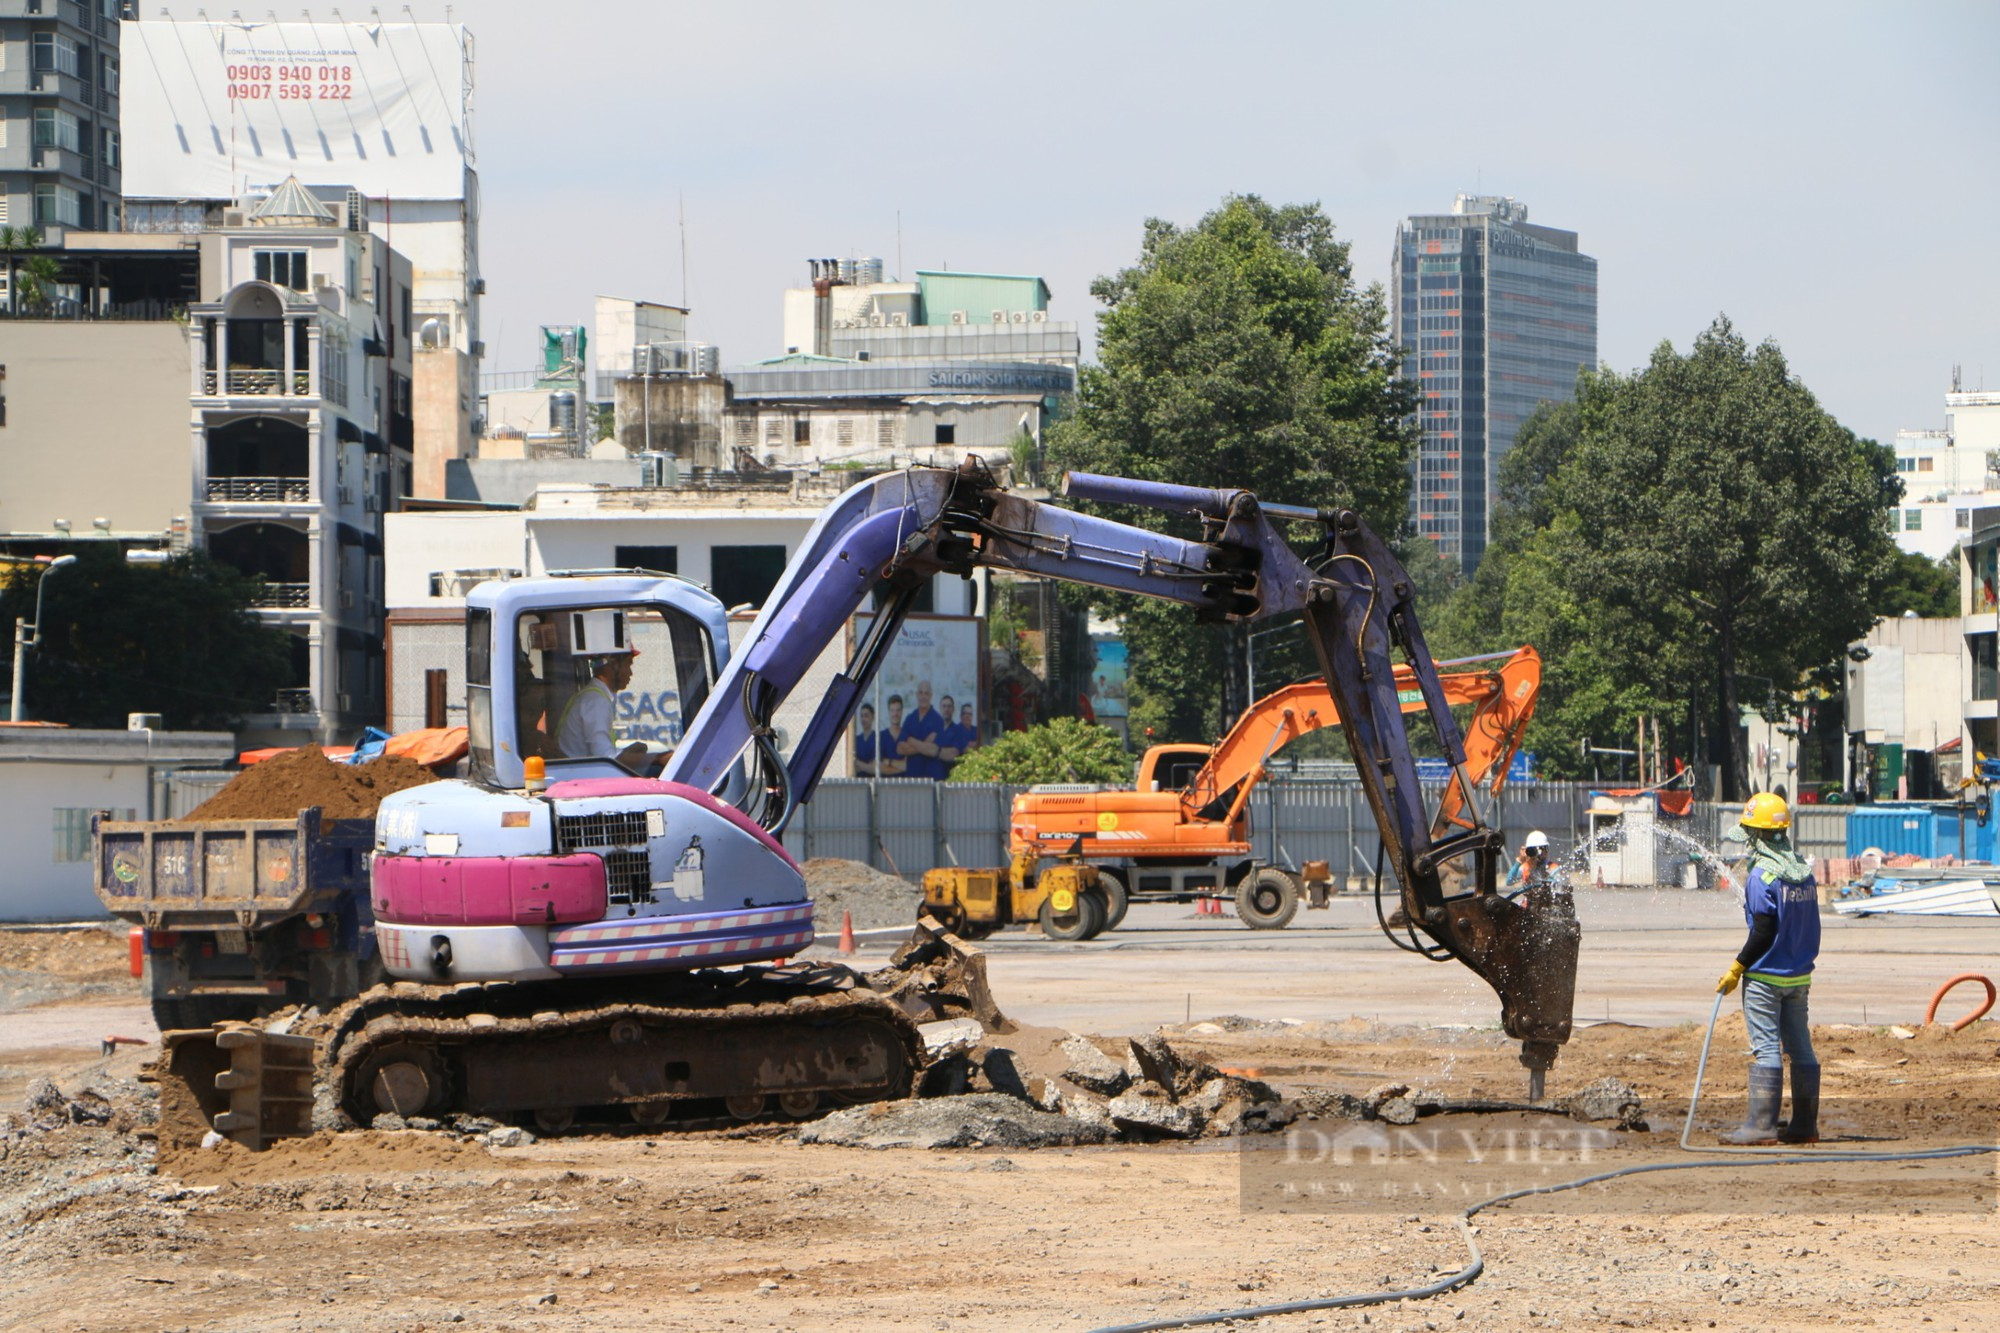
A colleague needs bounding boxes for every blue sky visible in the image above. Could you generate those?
[453,0,1997,446]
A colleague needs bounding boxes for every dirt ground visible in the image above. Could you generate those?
[3,904,1998,1332]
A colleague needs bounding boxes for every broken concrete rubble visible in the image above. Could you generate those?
[1561,1077,1649,1131]
[1059,1035,1130,1096]
[1105,1083,1201,1139]
[797,1094,1114,1150]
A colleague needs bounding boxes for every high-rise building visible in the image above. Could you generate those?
[1391,195,1597,571]
[0,0,124,244]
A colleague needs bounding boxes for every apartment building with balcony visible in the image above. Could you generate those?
[0,0,124,242]
[0,180,414,744]
[187,178,412,745]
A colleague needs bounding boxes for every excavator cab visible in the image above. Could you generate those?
[465,575,734,792]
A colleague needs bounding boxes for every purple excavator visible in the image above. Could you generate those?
[318,461,1580,1130]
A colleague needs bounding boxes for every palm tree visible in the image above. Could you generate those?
[1,225,47,317]
[18,254,62,313]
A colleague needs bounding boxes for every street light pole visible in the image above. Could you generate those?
[9,554,77,723]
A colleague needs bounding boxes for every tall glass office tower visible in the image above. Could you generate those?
[1391,196,1597,572]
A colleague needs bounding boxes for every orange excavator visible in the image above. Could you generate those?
[1009,646,1542,929]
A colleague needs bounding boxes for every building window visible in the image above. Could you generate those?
[792,418,810,444]
[32,108,82,153]
[710,545,788,613]
[1918,457,1934,473]
[54,809,134,863]
[733,416,755,447]
[32,33,82,78]
[614,545,678,575]
[1896,457,1915,473]
[836,418,854,446]
[1904,508,1923,531]
[254,250,309,290]
[1958,509,1973,531]
[876,417,896,446]
[34,183,81,227]
[934,423,956,446]
[102,127,119,167]
[1975,633,1999,702]
[763,417,782,445]
[102,53,119,94]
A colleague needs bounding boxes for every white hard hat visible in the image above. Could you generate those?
[1523,830,1550,850]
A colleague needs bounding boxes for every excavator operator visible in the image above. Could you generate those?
[557,647,639,761]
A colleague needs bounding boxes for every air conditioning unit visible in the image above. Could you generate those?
[345,189,367,231]
[869,313,885,327]
[1010,310,1027,324]
[1029,310,1048,323]
[949,310,968,325]
[222,208,246,227]
[991,310,1007,324]
[469,340,486,359]
[888,312,907,327]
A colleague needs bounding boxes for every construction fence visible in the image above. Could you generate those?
[776,779,1865,885]
[156,770,1866,886]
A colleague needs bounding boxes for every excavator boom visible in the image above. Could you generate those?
[667,462,1578,1080]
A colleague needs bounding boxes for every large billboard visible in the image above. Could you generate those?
[849,614,984,780]
[121,20,470,200]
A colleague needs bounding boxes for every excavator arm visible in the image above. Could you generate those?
[665,461,1579,1085]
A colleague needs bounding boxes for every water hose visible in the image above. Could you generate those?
[1088,992,1997,1333]
[1924,973,1996,1032]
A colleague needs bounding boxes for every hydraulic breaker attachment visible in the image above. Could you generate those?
[151,1023,317,1152]
[1298,505,1581,1091]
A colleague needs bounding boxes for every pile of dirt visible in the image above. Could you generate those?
[184,745,442,821]
[801,858,923,932]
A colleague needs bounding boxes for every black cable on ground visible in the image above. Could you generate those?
[1096,984,2000,1328]
[1087,1142,1997,1333]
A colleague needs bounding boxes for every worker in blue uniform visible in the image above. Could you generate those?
[1716,792,1821,1145]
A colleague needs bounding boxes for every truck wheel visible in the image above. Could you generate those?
[1095,872,1131,932]
[1039,890,1105,942]
[1235,868,1300,930]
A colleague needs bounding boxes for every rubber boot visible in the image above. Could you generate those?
[1720,1064,1783,1145]
[1778,1063,1821,1144]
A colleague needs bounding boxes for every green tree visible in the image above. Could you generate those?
[1047,196,1416,742]
[1871,548,1958,619]
[948,718,1132,786]
[1,225,46,316]
[1553,317,1900,799]
[1,549,294,729]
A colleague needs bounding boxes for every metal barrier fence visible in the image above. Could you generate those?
[780,779,1860,883]
[148,768,1858,881]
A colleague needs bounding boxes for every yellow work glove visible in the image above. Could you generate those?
[1717,961,1746,995]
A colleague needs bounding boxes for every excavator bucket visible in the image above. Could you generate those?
[151,1023,317,1152]
[867,915,1010,1034]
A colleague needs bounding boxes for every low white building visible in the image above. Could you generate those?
[1891,388,2000,561]
[1845,615,1966,799]
[0,726,235,921]
[381,475,978,761]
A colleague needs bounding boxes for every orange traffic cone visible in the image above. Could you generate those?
[838,910,857,955]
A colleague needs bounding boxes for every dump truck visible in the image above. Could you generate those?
[94,807,381,1030]
[1010,647,1543,929]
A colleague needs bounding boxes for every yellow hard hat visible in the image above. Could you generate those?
[1741,792,1790,830]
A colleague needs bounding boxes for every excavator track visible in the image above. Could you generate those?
[323,969,925,1132]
